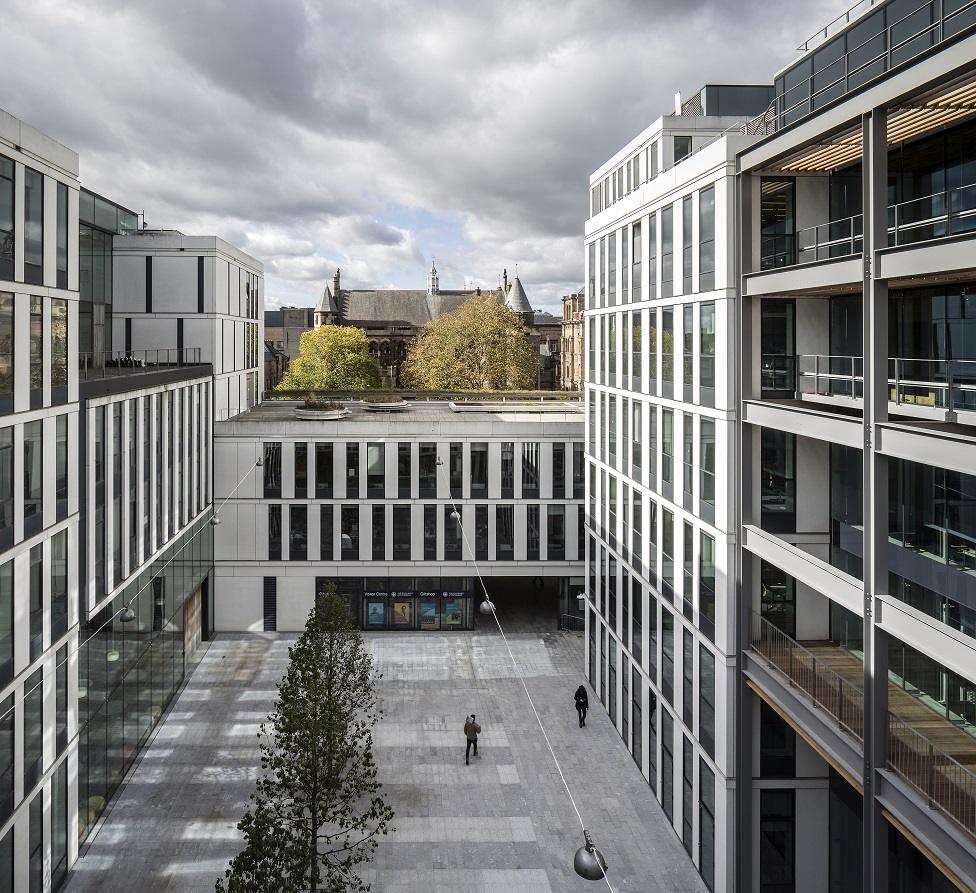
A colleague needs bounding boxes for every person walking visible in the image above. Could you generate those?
[464,714,481,765]
[574,685,589,728]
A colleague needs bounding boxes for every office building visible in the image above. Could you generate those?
[211,398,584,632]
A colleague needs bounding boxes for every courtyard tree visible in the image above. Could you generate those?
[216,588,394,893]
[276,325,381,391]
[401,296,539,390]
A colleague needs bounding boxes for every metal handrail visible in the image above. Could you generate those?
[750,611,865,741]
[78,348,204,380]
[796,0,882,52]
[559,613,585,632]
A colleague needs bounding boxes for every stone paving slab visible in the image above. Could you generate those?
[66,629,706,893]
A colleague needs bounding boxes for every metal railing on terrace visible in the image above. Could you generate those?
[743,0,976,136]
[794,354,976,414]
[79,348,204,380]
[761,183,976,270]
[751,612,976,839]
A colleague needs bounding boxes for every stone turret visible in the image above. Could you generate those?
[314,269,341,327]
[427,260,439,296]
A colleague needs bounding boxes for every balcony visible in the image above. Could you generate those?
[750,612,976,840]
[79,348,205,380]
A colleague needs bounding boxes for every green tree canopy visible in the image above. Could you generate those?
[277,325,381,391]
[401,297,539,390]
[217,589,393,893]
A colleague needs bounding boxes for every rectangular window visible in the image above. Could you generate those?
[393,505,411,559]
[547,505,565,560]
[0,562,8,686]
[608,231,617,306]
[28,544,43,664]
[587,241,596,307]
[760,790,795,892]
[608,314,617,385]
[29,296,42,404]
[599,237,606,306]
[662,205,674,299]
[52,760,67,888]
[633,494,643,575]
[527,505,540,560]
[683,414,694,505]
[496,505,514,559]
[448,442,463,498]
[346,443,360,497]
[419,443,437,497]
[268,504,282,560]
[341,505,359,560]
[700,420,716,519]
[56,643,68,754]
[683,305,693,395]
[0,159,13,280]
[501,442,515,497]
[700,760,716,891]
[0,694,10,825]
[760,701,796,778]
[397,444,411,498]
[699,186,715,291]
[682,628,694,728]
[289,505,307,560]
[632,310,642,388]
[371,505,385,560]
[700,645,715,759]
[761,429,796,532]
[475,505,489,561]
[28,794,41,893]
[662,509,674,599]
[366,443,385,498]
[608,395,617,465]
[0,429,10,549]
[0,295,11,414]
[471,442,488,497]
[682,734,693,854]
[622,315,629,381]
[56,182,68,289]
[700,531,717,641]
[632,576,643,665]
[320,505,333,560]
[294,443,307,498]
[24,169,43,286]
[632,401,642,482]
[621,225,629,303]
[632,221,642,303]
[522,442,540,497]
[572,442,584,498]
[263,442,282,497]
[674,135,692,164]
[51,298,68,399]
[682,196,693,295]
[648,213,657,300]
[662,410,674,487]
[424,505,437,560]
[315,443,333,498]
[650,141,659,178]
[662,608,674,703]
[24,667,42,790]
[552,442,565,497]
[661,709,674,822]
[444,505,462,559]
[51,529,68,642]
[662,308,674,397]
[700,302,715,399]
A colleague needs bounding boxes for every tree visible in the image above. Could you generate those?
[217,589,393,893]
[277,326,381,391]
[401,296,539,390]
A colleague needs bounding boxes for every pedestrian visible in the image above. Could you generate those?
[464,714,481,765]
[575,685,589,728]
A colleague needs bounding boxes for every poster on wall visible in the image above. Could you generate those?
[419,600,440,631]
[392,600,412,627]
[443,599,463,627]
[366,600,386,627]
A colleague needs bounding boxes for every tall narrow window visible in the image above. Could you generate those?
[760,790,796,891]
[393,506,411,559]
[24,169,43,286]
[700,760,716,892]
[661,709,674,821]
[366,443,385,498]
[289,505,307,560]
[397,444,411,498]
[0,159,13,280]
[700,420,715,521]
[662,308,674,398]
[56,644,68,754]
[662,509,674,599]
[608,231,617,306]
[547,505,565,560]
[621,225,629,303]
[662,410,674,488]
[268,505,282,560]
[632,310,642,390]
[496,505,514,559]
[346,443,360,497]
[475,505,489,561]
[700,302,715,405]
[315,443,333,498]
[699,185,715,291]
[24,421,42,534]
[28,793,41,893]
[760,178,796,269]
[294,443,307,498]
[24,667,42,790]
[682,196,693,295]
[501,442,514,497]
[683,305,693,398]
[423,505,437,560]
[371,505,385,560]
[632,221,642,303]
[0,429,11,548]
[552,443,565,497]
[662,609,674,704]
[320,506,334,560]
[632,401,642,483]
[527,505,540,560]
[599,237,606,306]
[608,314,617,385]
[682,734,694,854]
[0,563,9,685]
[449,442,463,498]
[470,443,488,497]
[419,443,437,497]
[683,413,694,506]
[51,529,68,642]
[587,241,596,309]
[522,442,540,498]
[51,761,67,889]
[51,298,68,402]
[29,297,42,407]
[572,442,584,498]
[761,429,796,532]
[648,213,658,300]
[340,505,359,560]
[263,442,282,497]
[700,533,716,643]
[683,522,695,622]
[445,505,462,560]
[649,141,659,178]
[0,295,11,415]
[56,182,68,289]
[662,205,674,299]
[700,644,715,758]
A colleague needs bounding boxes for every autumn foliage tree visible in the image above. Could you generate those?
[216,589,393,893]
[401,297,539,390]
[277,325,381,391]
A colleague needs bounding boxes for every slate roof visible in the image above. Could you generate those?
[504,276,533,314]
[338,288,504,327]
[315,284,338,315]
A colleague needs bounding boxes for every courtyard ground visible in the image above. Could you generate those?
[66,625,705,892]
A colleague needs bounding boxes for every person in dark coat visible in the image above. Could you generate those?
[574,685,589,727]
[464,714,481,764]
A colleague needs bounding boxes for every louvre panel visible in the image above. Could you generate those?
[263,576,277,631]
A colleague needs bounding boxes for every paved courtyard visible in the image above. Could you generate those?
[66,626,705,893]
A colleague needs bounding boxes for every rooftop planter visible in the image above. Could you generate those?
[294,395,349,420]
[361,395,410,411]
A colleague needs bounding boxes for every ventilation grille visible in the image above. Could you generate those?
[263,577,277,632]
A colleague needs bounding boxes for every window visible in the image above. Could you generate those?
[471,443,488,497]
[662,206,674,299]
[760,790,795,892]
[527,505,540,560]
[662,410,674,486]
[397,444,411,498]
[24,667,42,790]
[52,760,68,888]
[700,420,715,519]
[28,793,41,893]
[632,221,642,303]
[621,225,629,303]
[371,505,385,560]
[700,533,716,642]
[315,443,333,498]
[599,237,606,306]
[700,760,716,891]
[682,196,693,295]
[346,443,360,497]
[268,505,282,560]
[52,298,68,399]
[648,404,657,486]
[444,505,462,559]
[320,506,333,560]
[608,314,617,385]
[289,505,307,560]
[552,442,565,497]
[649,141,659,178]
[633,494,643,575]
[423,505,437,560]
[683,305,693,395]
[700,303,715,400]
[57,182,69,289]
[608,231,617,306]
[24,169,43,285]
[341,505,359,559]
[682,628,694,728]
[683,521,695,622]
[760,178,796,270]
[547,505,565,560]
[263,443,282,497]
[29,297,42,404]
[662,608,674,703]
[0,295,11,415]
[700,645,715,758]
[682,734,693,854]
[366,443,385,498]
[0,159,12,280]
[761,561,796,638]
[56,643,68,754]
[699,186,715,291]
[0,562,8,686]
[662,509,674,599]
[648,213,657,301]
[608,395,617,465]
[632,310,642,389]
[662,308,674,396]
[631,577,643,665]
[683,414,694,504]
[0,428,11,548]
[674,135,692,164]
[263,577,277,631]
[419,443,437,497]
[661,709,674,821]
[587,241,596,307]
[0,694,10,824]
[572,442,584,498]
[294,443,307,498]
[393,506,411,559]
[760,701,796,777]
[449,442,463,498]
[632,401,642,482]
[496,505,514,559]
[501,442,515,497]
[475,505,489,560]
[51,529,68,642]
[622,315,629,381]
[522,442,540,497]
[761,429,796,532]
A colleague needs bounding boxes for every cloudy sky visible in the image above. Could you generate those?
[3,0,839,312]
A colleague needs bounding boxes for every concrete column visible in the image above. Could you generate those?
[861,106,890,893]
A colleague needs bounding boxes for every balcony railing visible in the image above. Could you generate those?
[778,183,976,267]
[751,612,865,741]
[795,354,976,415]
[79,348,204,380]
[751,612,976,839]
[761,354,797,395]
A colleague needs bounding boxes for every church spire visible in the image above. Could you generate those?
[427,258,439,296]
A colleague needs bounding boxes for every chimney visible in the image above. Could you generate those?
[503,268,508,293]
